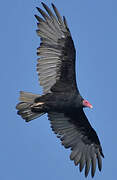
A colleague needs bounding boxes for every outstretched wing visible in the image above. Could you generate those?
[35,3,77,94]
[48,110,104,177]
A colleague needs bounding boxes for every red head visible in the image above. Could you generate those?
[83,99,93,109]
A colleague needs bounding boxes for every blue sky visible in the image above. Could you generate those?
[0,0,117,179]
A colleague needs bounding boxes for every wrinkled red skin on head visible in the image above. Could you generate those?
[83,100,93,108]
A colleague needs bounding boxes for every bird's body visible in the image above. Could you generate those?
[32,91,81,113]
[16,2,104,178]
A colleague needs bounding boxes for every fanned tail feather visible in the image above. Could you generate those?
[16,91,45,122]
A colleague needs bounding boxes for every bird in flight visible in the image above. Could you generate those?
[16,2,104,178]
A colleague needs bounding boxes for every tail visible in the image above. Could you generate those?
[16,91,45,122]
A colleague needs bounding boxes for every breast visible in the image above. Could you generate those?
[45,91,80,113]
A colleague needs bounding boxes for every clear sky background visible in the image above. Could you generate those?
[0,0,117,179]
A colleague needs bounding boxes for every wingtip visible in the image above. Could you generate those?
[34,14,39,21]
[91,168,95,178]
[102,153,104,158]
[51,3,55,8]
[91,174,95,178]
[41,2,45,6]
[85,172,88,178]
[100,149,104,158]
[36,7,41,12]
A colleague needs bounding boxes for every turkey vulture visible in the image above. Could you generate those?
[16,2,104,178]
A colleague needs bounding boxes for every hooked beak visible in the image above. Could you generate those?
[89,104,93,109]
[83,100,93,109]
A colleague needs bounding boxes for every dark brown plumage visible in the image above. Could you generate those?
[16,2,104,178]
